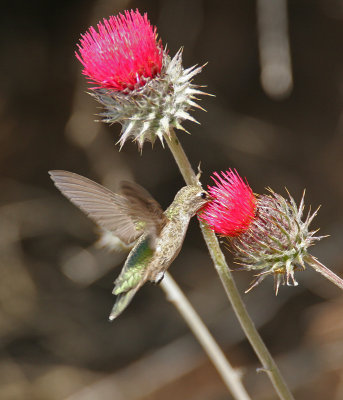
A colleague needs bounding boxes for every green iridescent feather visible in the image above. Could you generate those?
[113,235,154,295]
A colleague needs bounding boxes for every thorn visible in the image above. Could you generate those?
[196,162,202,181]
[274,274,282,295]
[256,367,271,374]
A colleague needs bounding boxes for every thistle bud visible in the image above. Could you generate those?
[76,10,207,150]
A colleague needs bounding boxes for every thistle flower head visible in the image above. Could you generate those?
[230,189,323,294]
[201,169,325,294]
[200,170,257,237]
[76,9,207,150]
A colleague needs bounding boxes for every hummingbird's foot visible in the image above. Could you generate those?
[154,271,165,284]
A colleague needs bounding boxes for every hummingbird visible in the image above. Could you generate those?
[49,170,210,320]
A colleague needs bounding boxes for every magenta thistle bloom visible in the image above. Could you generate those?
[76,9,207,150]
[76,10,163,91]
[200,170,257,237]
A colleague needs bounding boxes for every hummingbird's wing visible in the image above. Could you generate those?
[49,170,167,245]
[120,181,168,245]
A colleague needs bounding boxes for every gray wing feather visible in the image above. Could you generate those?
[120,181,167,240]
[49,170,166,245]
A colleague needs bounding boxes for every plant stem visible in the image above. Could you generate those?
[161,272,251,400]
[305,254,343,290]
[165,128,294,400]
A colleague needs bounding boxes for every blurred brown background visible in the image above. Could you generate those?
[1,0,343,399]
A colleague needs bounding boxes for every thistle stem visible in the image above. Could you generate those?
[165,131,198,185]
[161,272,251,400]
[165,128,294,400]
[305,254,343,290]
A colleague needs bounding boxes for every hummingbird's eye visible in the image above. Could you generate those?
[200,192,207,199]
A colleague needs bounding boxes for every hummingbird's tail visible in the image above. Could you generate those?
[109,288,139,320]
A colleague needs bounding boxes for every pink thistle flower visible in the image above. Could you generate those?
[76,10,163,91]
[75,9,207,150]
[200,170,257,237]
[201,170,334,294]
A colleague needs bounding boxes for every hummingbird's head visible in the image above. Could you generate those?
[173,185,211,217]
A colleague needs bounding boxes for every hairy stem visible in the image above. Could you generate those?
[305,254,343,290]
[161,272,251,400]
[165,128,294,400]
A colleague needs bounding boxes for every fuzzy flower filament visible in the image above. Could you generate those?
[76,9,207,150]
[200,170,257,237]
[76,10,163,91]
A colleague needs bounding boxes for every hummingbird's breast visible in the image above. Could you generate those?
[148,213,191,281]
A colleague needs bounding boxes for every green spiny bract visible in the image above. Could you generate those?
[230,189,324,294]
[91,49,207,150]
